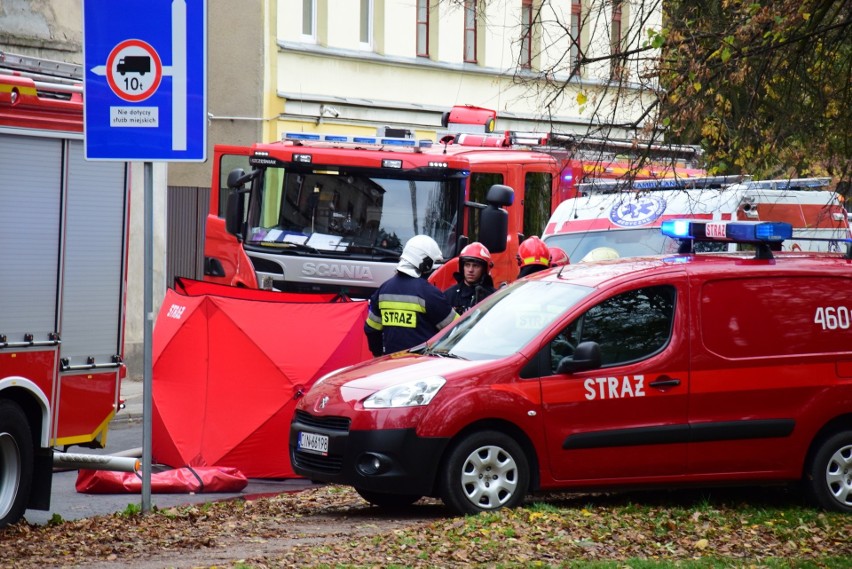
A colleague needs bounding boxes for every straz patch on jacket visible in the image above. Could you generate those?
[382,309,417,328]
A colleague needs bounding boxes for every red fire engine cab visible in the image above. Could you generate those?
[203,108,703,297]
[0,52,132,527]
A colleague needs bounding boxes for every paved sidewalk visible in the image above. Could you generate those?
[114,376,144,424]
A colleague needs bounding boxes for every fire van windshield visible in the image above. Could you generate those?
[427,280,593,361]
[244,167,462,260]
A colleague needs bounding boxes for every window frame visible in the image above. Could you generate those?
[570,0,584,74]
[463,0,478,64]
[301,0,317,42]
[416,0,430,57]
[520,0,533,69]
[360,0,374,49]
[610,0,626,80]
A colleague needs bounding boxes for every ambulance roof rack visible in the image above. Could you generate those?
[739,177,832,191]
[661,219,852,260]
[578,174,748,194]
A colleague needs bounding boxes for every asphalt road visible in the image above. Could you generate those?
[24,380,315,526]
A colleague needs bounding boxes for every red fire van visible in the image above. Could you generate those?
[290,220,852,515]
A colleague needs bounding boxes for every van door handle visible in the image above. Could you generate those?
[649,376,681,388]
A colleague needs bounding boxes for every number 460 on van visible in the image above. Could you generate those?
[814,306,851,330]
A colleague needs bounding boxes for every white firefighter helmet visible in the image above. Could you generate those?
[580,246,620,263]
[398,235,444,277]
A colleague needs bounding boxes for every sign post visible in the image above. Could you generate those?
[83,0,207,514]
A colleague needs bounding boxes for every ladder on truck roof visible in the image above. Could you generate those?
[0,50,83,102]
[515,131,703,165]
[0,51,84,132]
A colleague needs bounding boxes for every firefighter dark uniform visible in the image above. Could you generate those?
[364,235,457,356]
[444,275,495,314]
[365,273,457,356]
[443,242,496,314]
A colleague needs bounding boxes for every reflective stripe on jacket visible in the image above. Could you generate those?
[365,273,456,355]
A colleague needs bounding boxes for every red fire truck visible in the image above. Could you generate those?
[0,52,133,527]
[203,107,704,296]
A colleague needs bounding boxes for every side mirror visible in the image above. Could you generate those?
[485,184,514,207]
[479,184,514,254]
[225,191,244,238]
[227,168,251,189]
[556,341,601,374]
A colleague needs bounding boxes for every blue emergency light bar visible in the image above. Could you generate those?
[283,132,426,148]
[661,219,793,243]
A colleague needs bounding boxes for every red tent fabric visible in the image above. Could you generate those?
[152,282,371,478]
[76,466,248,494]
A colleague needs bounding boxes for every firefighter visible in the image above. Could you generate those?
[548,246,570,267]
[364,235,457,356]
[443,242,496,315]
[516,236,551,278]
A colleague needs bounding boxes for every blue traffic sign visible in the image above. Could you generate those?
[83,0,207,161]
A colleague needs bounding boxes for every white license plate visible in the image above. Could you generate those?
[298,431,329,455]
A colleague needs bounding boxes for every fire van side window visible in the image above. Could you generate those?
[550,285,676,371]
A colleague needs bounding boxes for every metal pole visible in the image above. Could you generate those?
[142,161,153,512]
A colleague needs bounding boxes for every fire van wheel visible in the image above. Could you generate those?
[355,488,421,509]
[440,431,529,515]
[0,400,34,528]
[805,431,852,513]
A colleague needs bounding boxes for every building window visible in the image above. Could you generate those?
[570,0,583,74]
[611,0,625,79]
[416,0,430,57]
[464,0,477,63]
[360,0,373,47]
[302,0,316,40]
[520,0,533,69]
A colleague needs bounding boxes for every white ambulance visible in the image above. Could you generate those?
[542,176,851,263]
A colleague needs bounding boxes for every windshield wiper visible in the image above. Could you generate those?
[258,241,319,254]
[427,349,465,359]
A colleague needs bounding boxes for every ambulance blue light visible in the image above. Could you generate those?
[323,134,348,142]
[353,136,378,144]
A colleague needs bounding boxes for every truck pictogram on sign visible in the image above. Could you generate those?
[116,55,151,75]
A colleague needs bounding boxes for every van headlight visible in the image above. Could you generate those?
[363,376,446,409]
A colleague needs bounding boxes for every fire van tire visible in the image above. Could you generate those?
[355,488,421,510]
[440,430,529,515]
[0,400,34,528]
[805,430,852,513]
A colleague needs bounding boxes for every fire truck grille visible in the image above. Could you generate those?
[294,410,351,432]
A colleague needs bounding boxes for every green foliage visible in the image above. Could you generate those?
[659,0,851,179]
[118,502,141,517]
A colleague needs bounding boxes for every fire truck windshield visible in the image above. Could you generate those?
[244,168,461,259]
